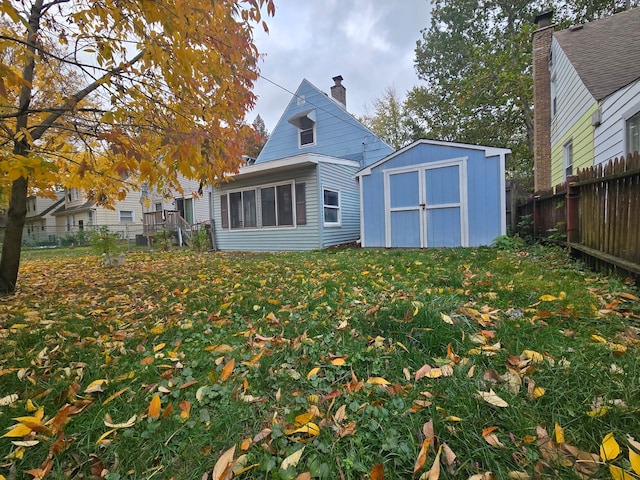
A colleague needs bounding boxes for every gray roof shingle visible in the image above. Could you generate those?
[554,8,640,101]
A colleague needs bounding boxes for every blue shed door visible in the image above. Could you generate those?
[385,162,466,248]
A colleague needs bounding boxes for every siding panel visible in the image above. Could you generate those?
[319,163,361,247]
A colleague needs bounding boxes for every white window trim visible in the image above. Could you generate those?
[299,123,316,148]
[119,210,135,223]
[622,101,640,156]
[563,140,573,181]
[322,187,341,227]
[223,180,299,231]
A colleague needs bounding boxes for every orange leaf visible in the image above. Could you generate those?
[148,394,161,419]
[220,359,235,382]
[306,367,321,379]
[414,438,430,474]
[140,357,154,365]
[179,401,191,420]
[370,464,384,480]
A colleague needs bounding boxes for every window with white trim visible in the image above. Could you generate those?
[299,117,315,146]
[626,110,640,155]
[563,140,573,181]
[119,210,134,223]
[323,188,340,226]
[228,190,256,229]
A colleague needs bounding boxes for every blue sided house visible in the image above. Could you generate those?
[210,76,393,251]
[356,140,511,248]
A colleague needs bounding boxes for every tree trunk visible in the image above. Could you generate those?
[0,176,28,294]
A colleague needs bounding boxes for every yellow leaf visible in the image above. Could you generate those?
[306,367,321,379]
[366,377,390,386]
[609,465,638,480]
[150,325,164,335]
[205,344,234,353]
[554,423,564,444]
[281,446,305,470]
[445,416,462,422]
[522,350,544,363]
[102,388,129,406]
[148,394,161,419]
[240,438,252,451]
[628,436,640,475]
[330,356,348,366]
[419,444,442,480]
[414,438,430,474]
[587,405,610,417]
[600,432,621,461]
[508,473,531,479]
[284,422,320,436]
[84,379,109,394]
[533,387,545,398]
[220,358,235,382]
[476,389,509,408]
[25,399,37,412]
[539,294,557,301]
[591,334,608,344]
[425,368,443,379]
[153,343,166,352]
[96,429,117,444]
[2,423,32,438]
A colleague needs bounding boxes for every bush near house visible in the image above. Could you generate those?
[0,247,638,479]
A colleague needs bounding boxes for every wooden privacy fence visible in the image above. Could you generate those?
[522,152,640,278]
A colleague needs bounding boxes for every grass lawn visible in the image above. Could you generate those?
[1,245,639,480]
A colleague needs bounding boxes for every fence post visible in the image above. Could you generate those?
[565,175,580,249]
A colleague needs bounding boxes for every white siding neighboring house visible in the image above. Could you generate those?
[533,8,640,189]
[140,174,210,225]
[23,191,64,245]
[52,187,144,240]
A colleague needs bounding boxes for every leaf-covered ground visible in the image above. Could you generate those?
[1,246,639,480]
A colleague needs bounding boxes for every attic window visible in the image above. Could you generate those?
[288,109,316,147]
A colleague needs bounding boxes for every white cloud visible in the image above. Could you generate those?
[248,0,432,132]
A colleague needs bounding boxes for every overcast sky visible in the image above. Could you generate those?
[247,0,432,132]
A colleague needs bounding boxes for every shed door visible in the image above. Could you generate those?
[385,162,465,248]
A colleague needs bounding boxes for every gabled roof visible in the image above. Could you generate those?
[554,8,640,101]
[53,200,95,216]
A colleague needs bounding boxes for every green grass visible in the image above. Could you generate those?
[0,245,639,479]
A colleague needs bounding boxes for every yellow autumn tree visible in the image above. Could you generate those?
[0,0,275,293]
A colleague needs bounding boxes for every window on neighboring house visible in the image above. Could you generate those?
[626,110,640,155]
[119,210,134,223]
[88,210,93,226]
[563,140,573,181]
[154,202,163,212]
[323,188,340,226]
[67,188,79,202]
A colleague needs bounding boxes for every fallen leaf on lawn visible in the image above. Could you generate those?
[440,312,454,324]
[212,445,236,480]
[104,414,137,429]
[296,473,311,480]
[468,473,494,480]
[522,350,543,363]
[600,432,621,461]
[140,356,154,365]
[284,423,320,436]
[476,389,509,408]
[334,405,347,424]
[586,405,610,417]
[2,423,32,438]
[330,356,348,366]
[483,432,505,448]
[609,465,639,480]
[153,343,166,352]
[306,367,321,379]
[370,464,384,480]
[220,358,235,382]
[205,344,234,353]
[533,387,545,398]
[441,443,457,475]
[555,423,565,444]
[148,394,161,419]
[419,444,442,480]
[0,394,18,406]
[591,334,608,344]
[11,439,39,447]
[508,472,531,479]
[240,438,252,451]
[281,446,305,470]
[84,379,108,394]
[445,416,462,422]
[367,377,390,386]
[414,439,430,474]
[96,429,117,444]
[102,388,129,406]
[423,419,435,445]
[627,436,640,475]
[252,428,271,443]
[539,294,557,301]
[179,401,190,420]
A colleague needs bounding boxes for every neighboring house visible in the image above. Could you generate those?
[141,175,211,245]
[533,8,640,190]
[357,140,510,248]
[210,76,394,251]
[52,187,144,239]
[23,191,64,245]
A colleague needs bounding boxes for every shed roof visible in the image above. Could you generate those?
[554,8,640,101]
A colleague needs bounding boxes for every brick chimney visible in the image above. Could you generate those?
[331,75,346,107]
[533,11,554,192]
